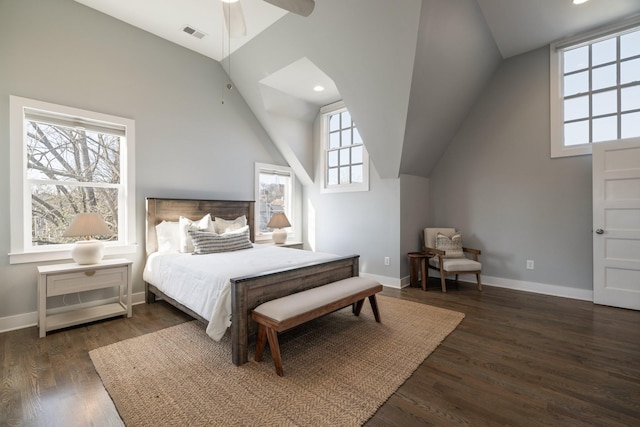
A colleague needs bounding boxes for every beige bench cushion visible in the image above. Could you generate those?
[253,277,380,322]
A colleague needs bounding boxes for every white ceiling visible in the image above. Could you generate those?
[73,0,287,61]
[74,0,640,63]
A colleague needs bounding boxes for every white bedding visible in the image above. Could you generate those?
[143,244,337,340]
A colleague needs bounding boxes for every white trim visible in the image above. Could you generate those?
[9,96,136,263]
[479,275,593,301]
[359,272,403,289]
[320,101,370,193]
[254,162,298,242]
[0,291,146,333]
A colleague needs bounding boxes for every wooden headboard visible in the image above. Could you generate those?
[145,197,255,257]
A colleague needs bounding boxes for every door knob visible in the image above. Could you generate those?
[595,229,604,234]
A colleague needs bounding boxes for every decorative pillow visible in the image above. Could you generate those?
[188,225,253,254]
[214,215,247,234]
[155,220,180,253]
[179,214,214,253]
[435,232,464,259]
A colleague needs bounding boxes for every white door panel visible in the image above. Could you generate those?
[593,137,640,310]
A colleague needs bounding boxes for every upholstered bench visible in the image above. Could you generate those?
[251,276,383,376]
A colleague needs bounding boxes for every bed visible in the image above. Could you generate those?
[144,197,360,366]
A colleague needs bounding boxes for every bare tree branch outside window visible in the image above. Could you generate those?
[26,121,120,246]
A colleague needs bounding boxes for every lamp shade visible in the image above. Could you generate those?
[267,212,290,244]
[63,213,112,238]
[267,212,291,229]
[63,213,112,265]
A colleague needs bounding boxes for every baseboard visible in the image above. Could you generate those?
[0,291,147,334]
[481,275,594,301]
[359,272,406,289]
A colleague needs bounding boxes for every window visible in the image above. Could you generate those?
[254,163,295,241]
[9,96,136,264]
[551,21,640,157]
[320,101,369,193]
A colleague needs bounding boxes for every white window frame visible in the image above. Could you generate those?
[550,18,640,158]
[320,101,369,193]
[9,96,136,264]
[254,162,296,242]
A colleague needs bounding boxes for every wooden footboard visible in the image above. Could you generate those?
[230,255,359,366]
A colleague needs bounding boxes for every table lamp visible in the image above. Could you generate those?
[267,212,291,244]
[62,213,113,264]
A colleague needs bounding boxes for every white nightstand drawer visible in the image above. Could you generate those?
[46,266,127,297]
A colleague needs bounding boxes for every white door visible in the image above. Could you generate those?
[592,137,640,310]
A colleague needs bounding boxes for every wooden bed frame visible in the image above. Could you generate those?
[144,197,360,366]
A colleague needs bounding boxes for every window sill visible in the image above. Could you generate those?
[9,244,138,265]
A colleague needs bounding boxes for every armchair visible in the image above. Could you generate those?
[421,228,482,292]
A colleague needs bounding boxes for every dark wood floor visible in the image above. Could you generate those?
[1,280,639,426]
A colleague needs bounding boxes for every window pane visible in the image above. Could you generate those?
[564,96,589,121]
[592,64,617,90]
[592,90,617,116]
[353,127,362,144]
[26,121,121,183]
[352,145,363,164]
[622,112,640,138]
[564,71,589,96]
[621,86,640,111]
[329,131,340,149]
[339,148,350,165]
[258,170,291,233]
[327,168,338,186]
[621,58,640,85]
[327,150,338,167]
[564,120,589,146]
[351,165,363,183]
[592,38,616,66]
[340,111,351,129]
[339,166,350,184]
[329,114,340,132]
[621,30,640,59]
[592,116,618,142]
[564,46,589,73]
[32,185,118,247]
[340,129,351,146]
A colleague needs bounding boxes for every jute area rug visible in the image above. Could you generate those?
[90,295,464,427]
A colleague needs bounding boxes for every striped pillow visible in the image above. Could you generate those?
[435,232,464,258]
[188,226,252,254]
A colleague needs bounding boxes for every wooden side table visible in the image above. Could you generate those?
[407,252,431,291]
[37,258,133,337]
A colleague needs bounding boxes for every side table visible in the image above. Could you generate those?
[407,252,431,291]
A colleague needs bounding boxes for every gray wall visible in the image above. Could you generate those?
[0,0,283,318]
[400,174,430,279]
[429,46,593,290]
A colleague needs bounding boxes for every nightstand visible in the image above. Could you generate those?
[37,258,133,338]
[257,241,304,249]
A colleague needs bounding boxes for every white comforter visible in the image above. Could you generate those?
[143,245,337,340]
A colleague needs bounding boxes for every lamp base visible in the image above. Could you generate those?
[71,240,105,264]
[272,229,287,244]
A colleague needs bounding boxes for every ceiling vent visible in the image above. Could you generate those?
[182,25,206,39]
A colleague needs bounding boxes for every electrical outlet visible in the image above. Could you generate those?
[384,257,390,266]
[526,260,534,270]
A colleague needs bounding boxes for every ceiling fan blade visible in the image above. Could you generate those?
[263,0,315,17]
[222,1,247,38]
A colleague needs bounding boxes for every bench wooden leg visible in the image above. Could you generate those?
[368,295,381,322]
[354,299,365,316]
[266,327,284,377]
[254,324,267,362]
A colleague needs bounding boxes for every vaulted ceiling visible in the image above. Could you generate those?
[73,0,640,181]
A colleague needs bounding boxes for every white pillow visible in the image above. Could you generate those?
[179,214,214,253]
[155,221,180,253]
[214,215,247,234]
[435,232,464,259]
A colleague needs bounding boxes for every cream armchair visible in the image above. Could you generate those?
[422,228,482,292]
